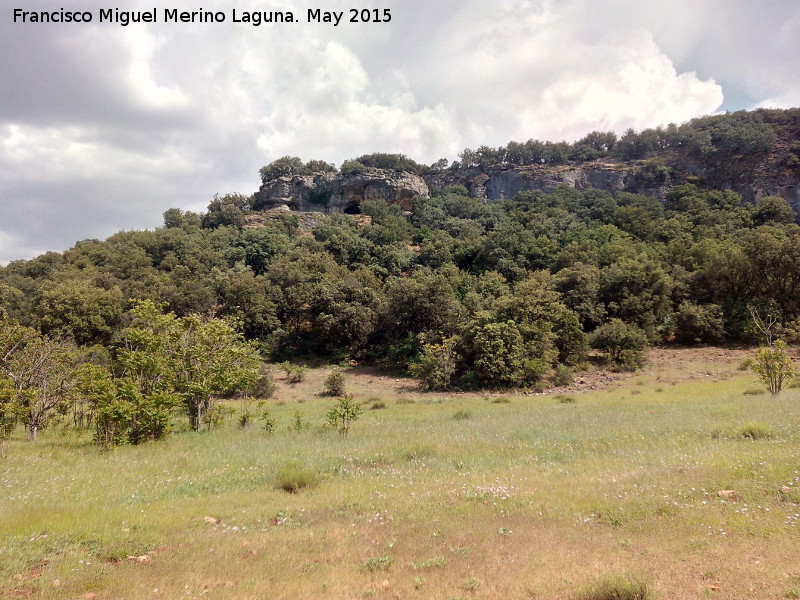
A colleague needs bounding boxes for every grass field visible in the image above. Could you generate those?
[2,349,800,599]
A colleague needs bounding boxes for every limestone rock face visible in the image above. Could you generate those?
[255,173,337,213]
[254,161,799,218]
[254,168,429,214]
[338,169,429,212]
[425,164,641,200]
[750,181,800,213]
[424,162,800,211]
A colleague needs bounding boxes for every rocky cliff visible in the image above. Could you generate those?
[425,163,644,199]
[254,168,429,214]
[255,160,800,216]
[425,160,800,213]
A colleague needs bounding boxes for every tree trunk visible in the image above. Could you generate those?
[27,424,38,442]
[189,399,201,432]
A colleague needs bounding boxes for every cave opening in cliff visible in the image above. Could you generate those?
[344,202,362,215]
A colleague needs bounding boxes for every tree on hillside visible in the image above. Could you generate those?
[590,319,648,371]
[121,300,262,433]
[77,301,262,442]
[259,157,336,183]
[259,156,307,182]
[36,280,125,345]
[753,196,797,226]
[202,193,253,229]
[0,320,78,441]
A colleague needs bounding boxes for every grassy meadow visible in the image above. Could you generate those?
[3,349,800,599]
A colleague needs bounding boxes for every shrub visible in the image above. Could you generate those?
[326,394,362,437]
[323,369,346,396]
[551,363,575,387]
[238,397,266,428]
[202,405,226,429]
[712,422,776,440]
[261,408,276,433]
[590,319,648,371]
[289,411,308,431]
[411,556,446,570]
[742,388,766,396]
[363,555,393,572]
[573,575,655,600]
[248,365,276,398]
[672,302,725,344]
[340,160,368,175]
[307,185,333,206]
[463,578,482,591]
[737,422,775,440]
[401,443,436,461]
[409,335,459,391]
[280,361,306,384]
[275,461,319,493]
[745,340,796,395]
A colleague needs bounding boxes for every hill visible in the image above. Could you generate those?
[1,107,799,391]
[253,108,800,216]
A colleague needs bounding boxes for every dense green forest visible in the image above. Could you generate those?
[1,109,800,444]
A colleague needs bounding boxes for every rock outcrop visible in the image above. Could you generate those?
[254,160,799,217]
[424,161,800,210]
[255,168,429,214]
[425,164,637,200]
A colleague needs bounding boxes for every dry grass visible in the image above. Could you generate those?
[1,349,800,599]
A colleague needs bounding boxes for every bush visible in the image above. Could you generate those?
[573,575,655,600]
[672,302,725,344]
[261,408,276,433]
[411,556,446,570]
[363,555,393,572]
[401,443,435,461]
[551,364,575,387]
[340,160,368,175]
[289,411,308,431]
[711,422,776,440]
[326,394,362,437]
[248,365,276,398]
[323,369,346,396]
[745,340,796,395]
[742,388,766,396]
[737,422,775,440]
[280,362,306,384]
[307,184,333,206]
[409,336,459,391]
[463,578,482,591]
[275,461,319,493]
[590,319,648,371]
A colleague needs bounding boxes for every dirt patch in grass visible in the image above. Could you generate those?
[268,347,760,403]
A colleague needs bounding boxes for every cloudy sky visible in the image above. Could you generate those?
[1,0,799,263]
